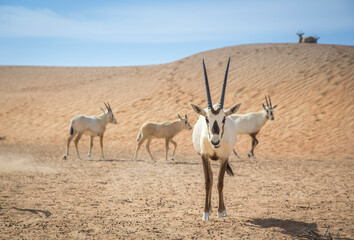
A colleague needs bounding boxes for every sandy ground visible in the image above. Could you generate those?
[0,43,353,239]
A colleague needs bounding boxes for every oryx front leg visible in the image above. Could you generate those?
[74,133,83,160]
[170,139,177,161]
[201,155,212,220]
[87,136,94,160]
[99,134,105,160]
[217,159,228,218]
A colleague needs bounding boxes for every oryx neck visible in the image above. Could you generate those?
[98,112,109,125]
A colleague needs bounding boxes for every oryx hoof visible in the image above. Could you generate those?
[171,157,175,161]
[62,155,68,160]
[87,156,93,161]
[202,212,210,221]
[217,210,227,218]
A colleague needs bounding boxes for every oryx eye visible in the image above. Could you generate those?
[205,117,209,124]
[222,117,226,123]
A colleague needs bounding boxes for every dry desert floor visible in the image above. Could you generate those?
[0,43,353,239]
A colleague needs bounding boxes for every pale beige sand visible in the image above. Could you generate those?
[0,43,353,239]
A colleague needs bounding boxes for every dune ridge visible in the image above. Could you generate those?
[0,43,353,160]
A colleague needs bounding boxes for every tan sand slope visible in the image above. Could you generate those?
[0,43,353,239]
[0,43,353,160]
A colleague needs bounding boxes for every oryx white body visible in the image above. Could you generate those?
[134,115,192,162]
[191,58,241,221]
[231,95,277,158]
[63,103,117,160]
[231,111,268,135]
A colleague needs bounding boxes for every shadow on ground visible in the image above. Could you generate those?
[246,218,318,237]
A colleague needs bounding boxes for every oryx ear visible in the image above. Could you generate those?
[262,103,267,111]
[191,104,206,117]
[272,104,277,109]
[100,107,105,113]
[225,103,241,116]
[177,114,182,120]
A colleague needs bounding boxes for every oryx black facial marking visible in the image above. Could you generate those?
[210,108,222,115]
[211,121,220,134]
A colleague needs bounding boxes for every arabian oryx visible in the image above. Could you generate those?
[297,31,320,43]
[62,102,117,160]
[134,114,192,162]
[230,95,277,159]
[191,58,241,220]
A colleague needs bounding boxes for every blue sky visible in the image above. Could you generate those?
[0,0,353,66]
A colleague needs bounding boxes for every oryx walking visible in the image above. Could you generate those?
[134,114,192,162]
[62,102,117,160]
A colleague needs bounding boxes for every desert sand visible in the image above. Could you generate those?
[0,43,353,239]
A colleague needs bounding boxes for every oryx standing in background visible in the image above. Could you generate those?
[63,102,117,160]
[191,58,241,220]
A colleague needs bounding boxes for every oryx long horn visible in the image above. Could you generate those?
[107,102,112,111]
[265,95,269,108]
[219,57,230,109]
[203,59,213,109]
[268,95,272,107]
[104,102,109,110]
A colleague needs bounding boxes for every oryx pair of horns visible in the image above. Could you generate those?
[101,102,112,113]
[265,95,272,108]
[203,57,230,110]
[178,114,187,120]
[262,95,277,110]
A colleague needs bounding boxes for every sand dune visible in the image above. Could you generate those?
[0,43,353,239]
[0,43,353,160]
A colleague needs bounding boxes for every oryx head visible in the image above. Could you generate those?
[191,58,241,149]
[178,114,192,130]
[262,95,277,120]
[101,102,117,124]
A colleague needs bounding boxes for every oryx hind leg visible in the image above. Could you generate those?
[145,138,155,162]
[233,149,240,158]
[74,133,83,160]
[248,132,259,159]
[134,135,147,162]
[165,139,170,163]
[63,132,76,160]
